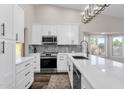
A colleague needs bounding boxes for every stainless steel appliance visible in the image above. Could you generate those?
[40,52,58,73]
[42,36,57,44]
[73,64,81,89]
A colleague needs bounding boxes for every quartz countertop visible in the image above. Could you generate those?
[16,56,35,65]
[59,53,124,89]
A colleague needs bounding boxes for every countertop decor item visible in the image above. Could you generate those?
[81,4,110,24]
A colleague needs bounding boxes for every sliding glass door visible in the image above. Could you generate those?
[89,35,106,57]
[111,35,123,57]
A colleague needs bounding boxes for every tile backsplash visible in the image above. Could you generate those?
[29,45,82,54]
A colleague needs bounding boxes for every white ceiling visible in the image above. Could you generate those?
[54,4,87,11]
[54,4,124,19]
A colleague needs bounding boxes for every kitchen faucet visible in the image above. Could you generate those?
[80,40,89,57]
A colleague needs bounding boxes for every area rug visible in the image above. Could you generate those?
[30,73,71,89]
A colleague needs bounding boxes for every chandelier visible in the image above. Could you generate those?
[81,4,110,24]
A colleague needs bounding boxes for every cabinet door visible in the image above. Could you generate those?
[42,25,57,36]
[49,25,57,35]
[0,5,14,40]
[57,54,67,72]
[31,25,42,45]
[70,24,79,45]
[0,39,15,88]
[14,5,24,43]
[57,25,70,45]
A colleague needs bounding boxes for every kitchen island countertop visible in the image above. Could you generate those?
[59,53,124,89]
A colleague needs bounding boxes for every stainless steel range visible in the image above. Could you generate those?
[40,52,58,73]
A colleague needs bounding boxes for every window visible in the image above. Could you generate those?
[90,36,106,56]
[112,36,123,56]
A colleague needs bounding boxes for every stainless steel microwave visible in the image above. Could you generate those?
[42,36,57,44]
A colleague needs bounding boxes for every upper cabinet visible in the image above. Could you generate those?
[57,24,79,45]
[31,24,79,45]
[0,5,14,40]
[14,5,24,43]
[42,25,57,36]
[31,25,42,45]
[69,24,79,45]
[57,25,70,45]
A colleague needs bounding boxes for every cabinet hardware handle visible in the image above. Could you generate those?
[69,65,70,71]
[1,41,5,54]
[25,63,30,67]
[25,81,30,88]
[16,33,18,41]
[1,23,5,36]
[59,59,64,60]
[25,71,30,76]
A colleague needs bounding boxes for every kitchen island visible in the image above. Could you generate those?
[59,53,124,89]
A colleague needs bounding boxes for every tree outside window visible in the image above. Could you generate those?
[112,36,123,56]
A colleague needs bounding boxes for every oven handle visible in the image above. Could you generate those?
[41,57,57,59]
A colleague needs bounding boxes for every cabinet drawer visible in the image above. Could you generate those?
[34,66,40,72]
[58,54,67,59]
[33,62,40,66]
[16,73,33,89]
[16,65,33,83]
[16,60,32,73]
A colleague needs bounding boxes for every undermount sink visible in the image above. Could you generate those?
[72,56,89,60]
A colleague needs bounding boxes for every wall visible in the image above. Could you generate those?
[33,5,81,24]
[22,4,35,56]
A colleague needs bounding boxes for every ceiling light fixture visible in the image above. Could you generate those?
[81,4,110,24]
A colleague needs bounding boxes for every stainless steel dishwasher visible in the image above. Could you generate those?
[73,64,81,89]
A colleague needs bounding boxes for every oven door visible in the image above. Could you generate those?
[40,57,57,71]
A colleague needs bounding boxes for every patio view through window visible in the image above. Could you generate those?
[90,36,106,56]
[112,36,123,56]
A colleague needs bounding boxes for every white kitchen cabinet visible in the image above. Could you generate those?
[0,39,15,88]
[57,25,70,45]
[31,25,42,45]
[30,53,40,73]
[16,58,34,89]
[69,24,79,45]
[57,54,67,72]
[31,24,79,45]
[42,25,57,36]
[57,24,79,45]
[0,5,14,40]
[14,5,24,43]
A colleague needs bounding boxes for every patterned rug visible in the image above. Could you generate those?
[30,73,71,89]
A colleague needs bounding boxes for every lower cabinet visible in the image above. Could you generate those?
[30,53,40,73]
[57,54,67,72]
[15,58,34,89]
